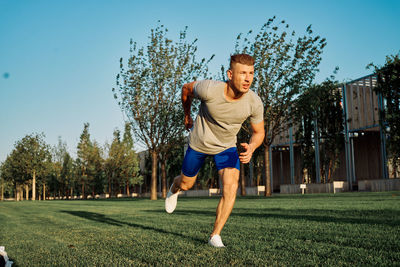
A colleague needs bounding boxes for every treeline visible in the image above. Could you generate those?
[0,123,142,200]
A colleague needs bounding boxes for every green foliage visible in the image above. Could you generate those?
[121,123,142,189]
[0,193,399,265]
[234,17,326,146]
[105,123,142,196]
[47,137,69,197]
[370,54,400,177]
[1,133,51,188]
[61,151,74,196]
[76,123,105,198]
[293,79,344,183]
[0,162,14,198]
[113,23,213,151]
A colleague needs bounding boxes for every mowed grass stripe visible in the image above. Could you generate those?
[0,192,399,266]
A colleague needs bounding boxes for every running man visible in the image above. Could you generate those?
[165,54,265,247]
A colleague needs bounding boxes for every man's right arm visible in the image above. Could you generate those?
[181,81,196,131]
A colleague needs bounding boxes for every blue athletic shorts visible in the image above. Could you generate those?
[181,146,240,177]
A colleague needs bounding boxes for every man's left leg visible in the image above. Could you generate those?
[209,167,239,247]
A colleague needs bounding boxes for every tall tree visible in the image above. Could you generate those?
[90,141,105,197]
[51,137,68,198]
[234,17,327,195]
[105,124,142,196]
[370,54,400,178]
[121,123,142,195]
[61,151,74,198]
[105,129,123,196]
[113,23,213,199]
[76,123,93,199]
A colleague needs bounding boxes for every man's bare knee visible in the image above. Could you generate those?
[180,181,192,191]
[178,174,197,191]
[223,183,238,198]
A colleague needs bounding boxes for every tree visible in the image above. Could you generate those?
[121,123,142,195]
[234,17,327,195]
[105,129,123,196]
[90,141,105,197]
[12,133,51,200]
[60,151,74,199]
[113,23,213,199]
[76,123,104,198]
[105,124,142,196]
[0,133,51,200]
[51,137,68,198]
[1,153,21,200]
[293,79,344,183]
[0,160,18,200]
[370,54,400,178]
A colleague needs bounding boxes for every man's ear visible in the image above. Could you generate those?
[227,69,232,80]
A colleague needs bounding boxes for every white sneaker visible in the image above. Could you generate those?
[208,235,225,248]
[165,184,179,213]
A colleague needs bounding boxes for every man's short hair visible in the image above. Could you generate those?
[230,54,255,69]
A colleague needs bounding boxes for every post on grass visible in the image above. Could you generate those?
[300,184,307,194]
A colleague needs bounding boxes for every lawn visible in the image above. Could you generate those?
[0,192,399,266]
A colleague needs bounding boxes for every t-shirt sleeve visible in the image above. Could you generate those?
[193,80,211,101]
[250,97,264,124]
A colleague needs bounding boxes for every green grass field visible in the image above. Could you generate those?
[1,192,399,266]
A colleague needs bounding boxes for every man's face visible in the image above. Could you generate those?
[227,63,254,94]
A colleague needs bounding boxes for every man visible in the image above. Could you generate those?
[165,53,265,247]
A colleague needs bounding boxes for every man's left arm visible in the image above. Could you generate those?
[239,120,265,164]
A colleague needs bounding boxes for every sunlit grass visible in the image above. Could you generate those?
[1,192,399,266]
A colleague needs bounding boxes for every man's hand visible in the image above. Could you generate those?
[239,121,265,164]
[184,115,193,131]
[238,143,254,164]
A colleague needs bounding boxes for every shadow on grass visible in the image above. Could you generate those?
[145,208,400,227]
[60,210,204,244]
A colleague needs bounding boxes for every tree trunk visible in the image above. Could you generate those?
[19,185,23,201]
[108,172,112,196]
[82,181,85,199]
[126,180,130,196]
[15,184,19,201]
[161,159,167,198]
[150,150,158,200]
[240,162,246,196]
[0,181,3,201]
[264,145,272,196]
[43,183,46,200]
[256,162,261,186]
[32,170,36,200]
[25,184,29,200]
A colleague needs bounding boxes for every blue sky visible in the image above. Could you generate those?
[1,0,399,162]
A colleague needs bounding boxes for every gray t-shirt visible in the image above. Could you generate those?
[189,80,264,154]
